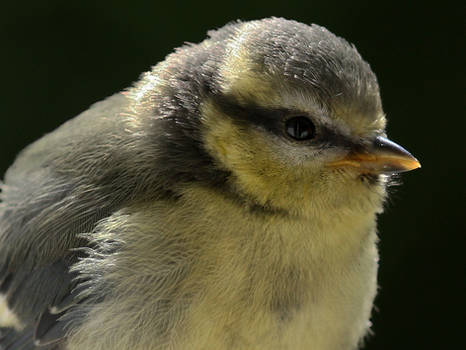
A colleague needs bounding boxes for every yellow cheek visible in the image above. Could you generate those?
[202,107,267,200]
[201,101,308,212]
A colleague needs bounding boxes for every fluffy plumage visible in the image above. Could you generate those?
[0,18,418,350]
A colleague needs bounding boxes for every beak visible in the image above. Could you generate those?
[326,136,421,174]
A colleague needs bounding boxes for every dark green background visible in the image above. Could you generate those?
[0,1,463,349]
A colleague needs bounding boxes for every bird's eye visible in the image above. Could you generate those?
[285,116,315,140]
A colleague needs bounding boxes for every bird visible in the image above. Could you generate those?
[0,17,420,350]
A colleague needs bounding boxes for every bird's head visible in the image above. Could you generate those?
[131,18,420,218]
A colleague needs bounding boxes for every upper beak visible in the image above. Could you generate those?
[326,136,421,174]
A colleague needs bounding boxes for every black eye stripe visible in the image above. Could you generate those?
[212,95,297,134]
[208,95,365,149]
[211,95,359,149]
[213,95,284,124]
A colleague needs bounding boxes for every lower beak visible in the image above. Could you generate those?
[326,136,421,174]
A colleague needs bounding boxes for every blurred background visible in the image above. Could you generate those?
[0,1,463,349]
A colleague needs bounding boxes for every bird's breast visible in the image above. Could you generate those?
[164,185,379,350]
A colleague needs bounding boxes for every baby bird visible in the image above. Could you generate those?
[0,18,419,350]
